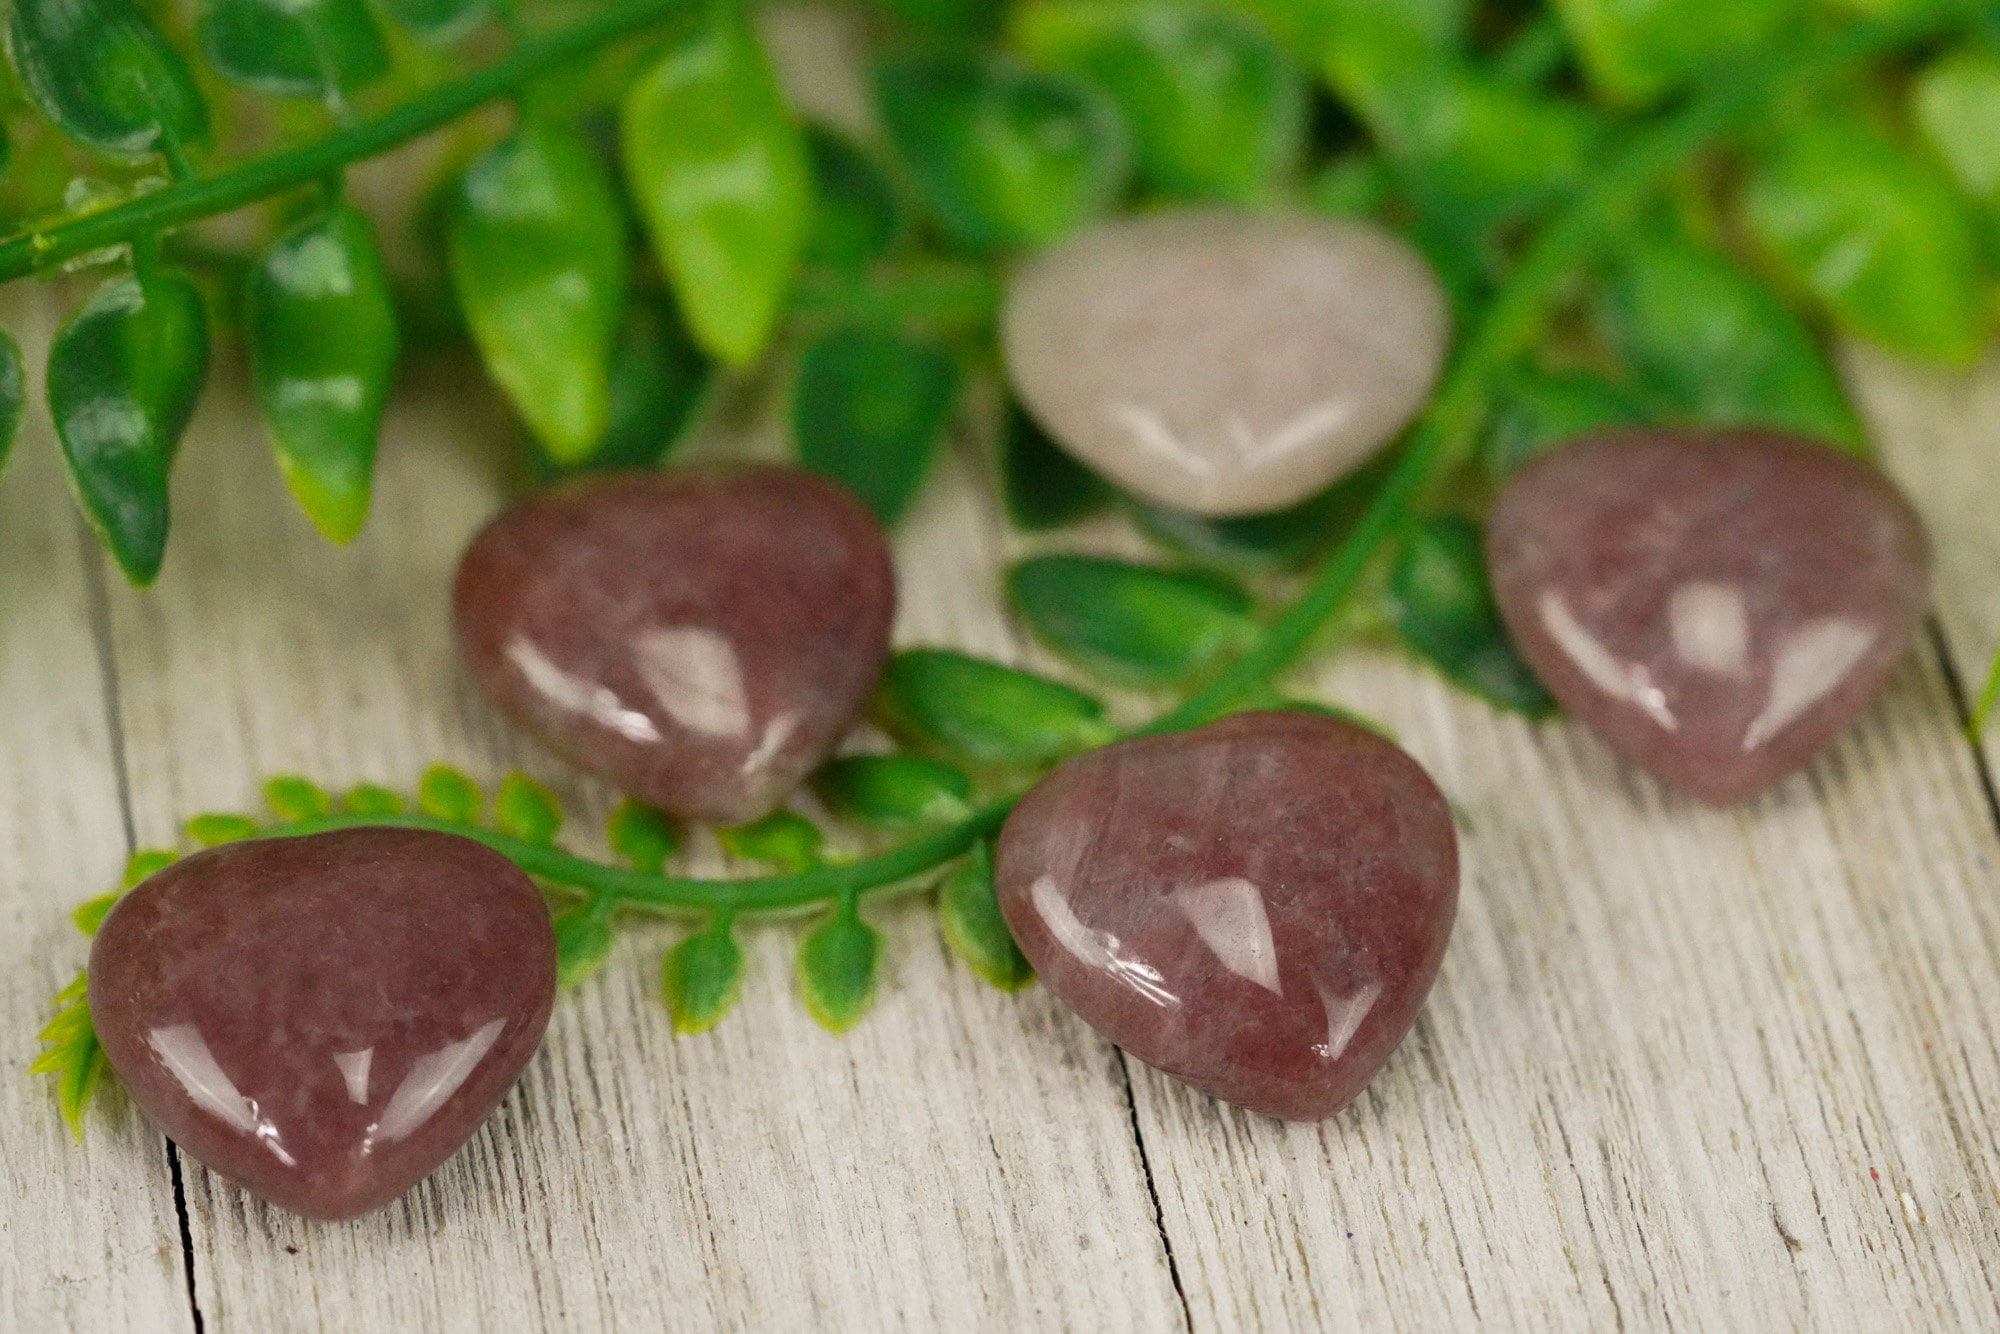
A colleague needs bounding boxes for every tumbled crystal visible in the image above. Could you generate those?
[89,828,556,1220]
[1001,209,1450,517]
[994,711,1458,1121]
[1487,428,1932,804]
[454,466,896,825]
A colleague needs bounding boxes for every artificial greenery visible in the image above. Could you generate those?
[15,0,2000,1133]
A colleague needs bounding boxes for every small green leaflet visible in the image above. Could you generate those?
[1549,0,1793,106]
[495,771,562,844]
[1915,46,2000,220]
[1481,368,1646,481]
[122,848,178,887]
[71,891,124,936]
[815,754,972,830]
[198,0,389,99]
[796,902,881,1033]
[552,905,615,990]
[1135,454,1390,570]
[876,49,1131,251]
[0,330,21,479]
[187,812,260,845]
[266,774,332,821]
[794,326,963,524]
[1000,399,1113,532]
[341,782,403,816]
[32,972,106,1142]
[662,919,745,1035]
[621,11,811,365]
[1746,117,1990,370]
[1388,514,1554,717]
[938,844,1032,990]
[718,810,823,873]
[1014,0,1308,204]
[606,798,678,873]
[878,648,1114,766]
[1007,554,1258,688]
[6,0,210,160]
[1311,152,1394,217]
[552,292,711,476]
[417,763,482,823]
[804,126,907,275]
[1595,232,1860,449]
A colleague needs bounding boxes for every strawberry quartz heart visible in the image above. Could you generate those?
[88,828,556,1221]
[454,466,896,825]
[994,711,1459,1121]
[1487,428,1932,804]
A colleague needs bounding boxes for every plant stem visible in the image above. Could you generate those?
[254,8,1960,923]
[0,0,693,281]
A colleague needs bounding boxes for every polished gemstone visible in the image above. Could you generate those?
[1487,428,1932,803]
[455,466,896,824]
[994,711,1458,1121]
[89,828,556,1221]
[1001,209,1449,517]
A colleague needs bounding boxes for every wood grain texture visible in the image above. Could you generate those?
[0,296,191,1332]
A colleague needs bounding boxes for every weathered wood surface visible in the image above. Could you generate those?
[2,303,1998,1330]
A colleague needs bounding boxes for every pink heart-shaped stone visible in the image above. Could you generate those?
[89,828,556,1220]
[454,466,896,825]
[1487,429,1932,804]
[995,711,1459,1121]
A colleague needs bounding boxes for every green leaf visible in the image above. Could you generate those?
[1000,398,1113,532]
[879,648,1113,765]
[805,126,906,274]
[794,326,963,524]
[495,771,562,844]
[1745,117,1989,368]
[938,843,1032,990]
[0,331,22,478]
[265,775,331,820]
[796,902,881,1032]
[199,0,388,99]
[6,0,210,160]
[33,972,106,1142]
[718,810,823,874]
[1595,232,1859,448]
[121,848,177,887]
[815,754,972,829]
[375,0,484,39]
[621,12,811,365]
[661,920,744,1034]
[341,782,403,816]
[1310,151,1394,217]
[1482,368,1647,482]
[606,798,678,873]
[247,202,399,542]
[547,290,711,476]
[450,118,629,464]
[48,268,209,586]
[1388,514,1554,717]
[1014,1,1306,203]
[1133,453,1391,571]
[71,891,123,936]
[1008,554,1258,688]
[186,812,261,845]
[1915,46,2000,210]
[417,763,482,823]
[876,49,1130,251]
[551,905,614,989]
[1549,0,1798,106]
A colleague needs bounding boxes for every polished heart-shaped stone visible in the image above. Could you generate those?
[1001,209,1449,517]
[454,465,896,825]
[994,711,1458,1121]
[1487,428,1932,804]
[89,828,556,1221]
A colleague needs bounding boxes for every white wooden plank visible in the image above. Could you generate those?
[95,352,1183,1332]
[1121,356,2000,1330]
[0,293,192,1332]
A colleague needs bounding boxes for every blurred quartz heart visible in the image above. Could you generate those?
[88,828,556,1221]
[454,465,896,825]
[1487,428,1932,804]
[994,711,1458,1121]
[1001,209,1449,517]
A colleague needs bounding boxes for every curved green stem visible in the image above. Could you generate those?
[0,0,693,281]
[248,8,1960,924]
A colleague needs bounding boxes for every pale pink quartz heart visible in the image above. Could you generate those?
[1000,209,1450,517]
[994,711,1459,1121]
[1487,428,1932,804]
[88,828,556,1221]
[454,465,896,825]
